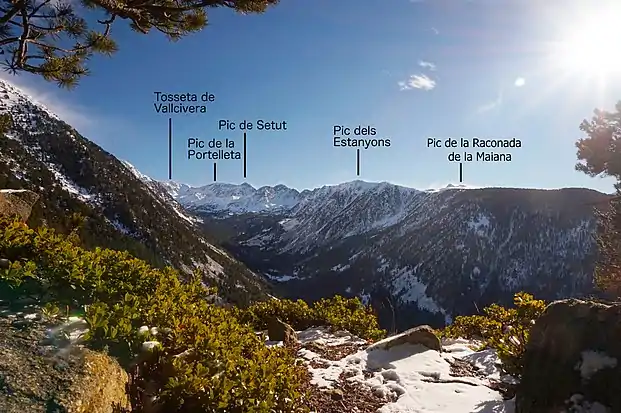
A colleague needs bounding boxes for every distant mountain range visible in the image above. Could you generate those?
[0,78,610,332]
[157,179,609,330]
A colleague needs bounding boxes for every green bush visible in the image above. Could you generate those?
[441,292,546,378]
[0,214,309,412]
[236,294,386,342]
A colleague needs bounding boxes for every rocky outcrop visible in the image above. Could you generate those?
[0,312,130,413]
[370,325,441,352]
[516,299,621,413]
[0,189,39,222]
[267,317,297,345]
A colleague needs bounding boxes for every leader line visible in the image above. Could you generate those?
[243,132,247,178]
[459,162,463,183]
[168,118,172,179]
[356,149,360,176]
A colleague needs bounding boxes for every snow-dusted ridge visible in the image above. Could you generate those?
[153,178,489,215]
[0,79,63,123]
[113,159,602,218]
[155,177,599,216]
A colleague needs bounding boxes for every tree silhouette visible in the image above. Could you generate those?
[576,101,621,297]
[0,0,279,88]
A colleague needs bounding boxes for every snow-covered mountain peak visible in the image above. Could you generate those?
[156,178,427,215]
[326,179,380,190]
[312,180,414,195]
[154,180,301,214]
[424,183,481,193]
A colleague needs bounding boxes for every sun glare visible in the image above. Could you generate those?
[552,9,621,79]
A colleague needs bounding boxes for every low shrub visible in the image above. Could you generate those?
[235,294,386,341]
[0,214,309,412]
[441,292,546,378]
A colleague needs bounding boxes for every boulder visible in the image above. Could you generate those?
[0,314,130,413]
[371,325,441,352]
[516,299,621,413]
[267,317,297,345]
[0,189,39,222]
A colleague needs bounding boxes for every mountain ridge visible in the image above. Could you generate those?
[0,79,269,305]
[154,174,608,331]
[160,178,606,194]
[0,77,609,332]
[157,178,608,216]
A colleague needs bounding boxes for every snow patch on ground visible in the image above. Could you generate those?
[0,188,30,193]
[566,394,610,413]
[298,326,368,347]
[48,165,97,205]
[575,350,617,380]
[290,328,515,413]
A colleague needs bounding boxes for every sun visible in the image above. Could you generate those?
[552,10,621,78]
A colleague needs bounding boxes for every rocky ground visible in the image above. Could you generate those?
[0,303,129,413]
[8,299,620,413]
[265,325,516,413]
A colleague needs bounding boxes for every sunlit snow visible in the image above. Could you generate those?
[267,327,515,413]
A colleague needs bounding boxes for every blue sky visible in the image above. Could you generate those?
[3,0,621,192]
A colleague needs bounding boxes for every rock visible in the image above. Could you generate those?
[304,341,327,353]
[329,388,344,400]
[0,316,130,413]
[0,189,39,222]
[267,317,297,345]
[371,325,442,352]
[516,299,621,413]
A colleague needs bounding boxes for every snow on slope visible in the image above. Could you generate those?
[119,160,203,226]
[0,80,241,282]
[0,80,100,206]
[269,327,516,413]
[0,79,63,122]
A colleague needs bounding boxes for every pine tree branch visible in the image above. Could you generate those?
[0,2,22,25]
[28,0,53,18]
[14,1,31,68]
[0,36,20,46]
[0,0,279,85]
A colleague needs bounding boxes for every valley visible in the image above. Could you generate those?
[0,77,610,332]
[1,0,620,410]
[156,179,608,331]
